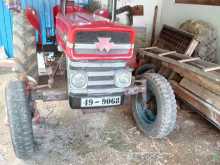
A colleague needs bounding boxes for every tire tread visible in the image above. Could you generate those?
[132,73,177,138]
[5,81,34,159]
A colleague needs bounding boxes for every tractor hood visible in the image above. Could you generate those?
[63,12,112,26]
[56,12,136,61]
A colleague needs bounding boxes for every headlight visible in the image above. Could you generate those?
[115,70,132,88]
[70,71,88,89]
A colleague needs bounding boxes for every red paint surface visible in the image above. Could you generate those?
[94,9,110,19]
[26,7,40,31]
[56,9,136,61]
[25,7,42,46]
[26,4,137,67]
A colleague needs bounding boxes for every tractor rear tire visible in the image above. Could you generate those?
[132,73,177,138]
[13,11,38,81]
[5,81,34,159]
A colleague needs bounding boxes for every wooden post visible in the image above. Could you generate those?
[151,5,158,46]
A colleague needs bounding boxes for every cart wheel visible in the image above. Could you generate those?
[132,73,177,138]
[5,81,34,159]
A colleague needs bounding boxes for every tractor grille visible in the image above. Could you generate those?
[69,61,128,95]
[74,31,132,55]
[76,31,131,44]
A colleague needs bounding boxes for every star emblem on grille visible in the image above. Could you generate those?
[96,38,114,53]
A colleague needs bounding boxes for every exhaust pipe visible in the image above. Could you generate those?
[111,0,117,22]
[61,0,67,16]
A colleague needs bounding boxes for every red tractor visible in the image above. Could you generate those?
[5,0,177,159]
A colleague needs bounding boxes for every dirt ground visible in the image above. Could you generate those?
[0,73,220,165]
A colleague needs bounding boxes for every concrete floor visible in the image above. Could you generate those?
[0,73,219,165]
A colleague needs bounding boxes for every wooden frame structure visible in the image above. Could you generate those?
[154,25,199,57]
[138,47,220,129]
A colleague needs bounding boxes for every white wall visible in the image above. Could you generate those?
[117,0,162,44]
[159,0,220,63]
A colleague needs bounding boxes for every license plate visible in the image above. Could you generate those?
[81,96,121,108]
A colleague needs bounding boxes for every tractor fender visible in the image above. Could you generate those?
[25,7,40,33]
[25,7,42,46]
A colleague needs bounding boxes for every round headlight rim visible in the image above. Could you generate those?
[70,71,88,89]
[114,69,132,88]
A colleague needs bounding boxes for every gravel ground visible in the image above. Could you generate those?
[0,73,220,165]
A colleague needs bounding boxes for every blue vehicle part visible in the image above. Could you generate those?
[0,0,13,58]
[0,0,92,58]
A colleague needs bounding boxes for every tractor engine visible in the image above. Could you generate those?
[56,11,136,109]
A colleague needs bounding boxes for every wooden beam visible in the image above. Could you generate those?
[175,0,220,6]
[164,62,220,95]
[171,81,220,129]
[203,66,220,72]
[180,78,220,107]
[158,51,176,57]
[138,49,220,95]
[151,5,158,46]
[144,47,157,50]
[139,49,220,82]
[184,39,199,56]
[178,57,200,63]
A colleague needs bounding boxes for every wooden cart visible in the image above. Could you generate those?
[137,47,220,129]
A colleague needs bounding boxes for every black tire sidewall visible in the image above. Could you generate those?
[5,80,34,159]
[132,73,176,138]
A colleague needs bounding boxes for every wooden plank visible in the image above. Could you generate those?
[138,49,220,95]
[147,47,169,55]
[171,81,220,129]
[151,5,158,46]
[144,47,157,50]
[180,78,220,108]
[146,48,219,72]
[188,59,219,69]
[165,62,220,95]
[158,51,176,57]
[184,39,199,56]
[175,0,220,6]
[203,66,220,72]
[146,48,195,61]
[178,57,200,63]
[139,49,220,83]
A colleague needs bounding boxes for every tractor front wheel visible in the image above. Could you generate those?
[5,81,34,159]
[132,73,177,138]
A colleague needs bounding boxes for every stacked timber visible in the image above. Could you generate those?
[137,47,220,129]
